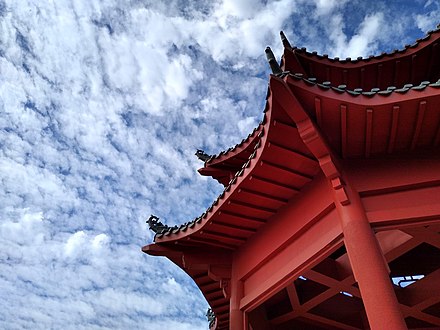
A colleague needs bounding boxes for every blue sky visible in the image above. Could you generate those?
[0,0,438,329]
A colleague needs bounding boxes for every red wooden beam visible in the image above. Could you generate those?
[270,75,407,329]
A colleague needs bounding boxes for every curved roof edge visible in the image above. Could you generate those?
[196,90,271,185]
[153,119,267,242]
[197,121,265,186]
[285,73,440,97]
[282,23,440,64]
[149,75,319,244]
[204,122,264,166]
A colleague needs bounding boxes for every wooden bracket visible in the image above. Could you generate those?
[209,265,232,299]
[208,265,231,281]
[182,251,231,270]
[270,76,350,206]
[220,279,231,299]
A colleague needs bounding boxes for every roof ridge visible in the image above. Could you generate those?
[153,121,267,240]
[202,85,273,169]
[204,121,264,164]
[287,72,440,97]
[280,24,440,63]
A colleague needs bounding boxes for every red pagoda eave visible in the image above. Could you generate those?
[145,76,320,248]
[144,33,440,329]
[281,25,440,90]
[198,122,264,186]
[285,74,440,159]
[285,74,440,105]
[144,76,322,330]
[291,25,440,65]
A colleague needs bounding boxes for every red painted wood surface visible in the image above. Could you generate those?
[144,31,440,329]
[282,28,440,90]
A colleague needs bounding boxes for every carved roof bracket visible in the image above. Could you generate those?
[269,75,350,206]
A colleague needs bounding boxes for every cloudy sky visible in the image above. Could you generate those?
[0,0,438,329]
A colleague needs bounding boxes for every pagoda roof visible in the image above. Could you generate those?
[284,73,440,159]
[199,26,440,184]
[144,30,440,329]
[151,28,440,241]
[198,123,264,186]
[282,24,440,90]
[147,77,319,245]
[144,76,320,328]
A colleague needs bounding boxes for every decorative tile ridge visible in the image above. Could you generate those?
[280,25,440,63]
[201,82,270,166]
[203,121,265,166]
[154,125,267,241]
[200,84,272,167]
[287,73,440,97]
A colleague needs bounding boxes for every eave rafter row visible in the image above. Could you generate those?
[147,27,440,329]
[150,76,323,245]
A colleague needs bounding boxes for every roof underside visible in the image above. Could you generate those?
[198,25,440,179]
[144,29,440,329]
[285,75,440,159]
[198,123,264,186]
[282,25,440,91]
[151,78,319,247]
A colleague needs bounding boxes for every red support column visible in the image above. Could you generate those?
[333,178,407,330]
[230,270,245,330]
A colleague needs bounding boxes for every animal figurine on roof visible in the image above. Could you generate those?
[147,215,168,234]
[195,149,212,162]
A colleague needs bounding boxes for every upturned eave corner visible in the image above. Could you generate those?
[284,24,440,64]
[144,29,440,329]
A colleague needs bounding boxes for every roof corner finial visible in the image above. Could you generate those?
[147,215,168,234]
[195,149,211,162]
[265,47,283,75]
[280,31,292,49]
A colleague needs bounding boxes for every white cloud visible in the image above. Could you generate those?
[237,116,258,136]
[313,0,348,16]
[415,1,440,32]
[189,0,297,62]
[92,233,110,249]
[65,231,87,257]
[346,12,383,57]
[0,0,436,328]
[221,0,264,19]
[325,12,384,58]
[0,209,207,328]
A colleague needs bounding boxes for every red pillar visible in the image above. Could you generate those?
[230,273,245,330]
[332,178,407,330]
